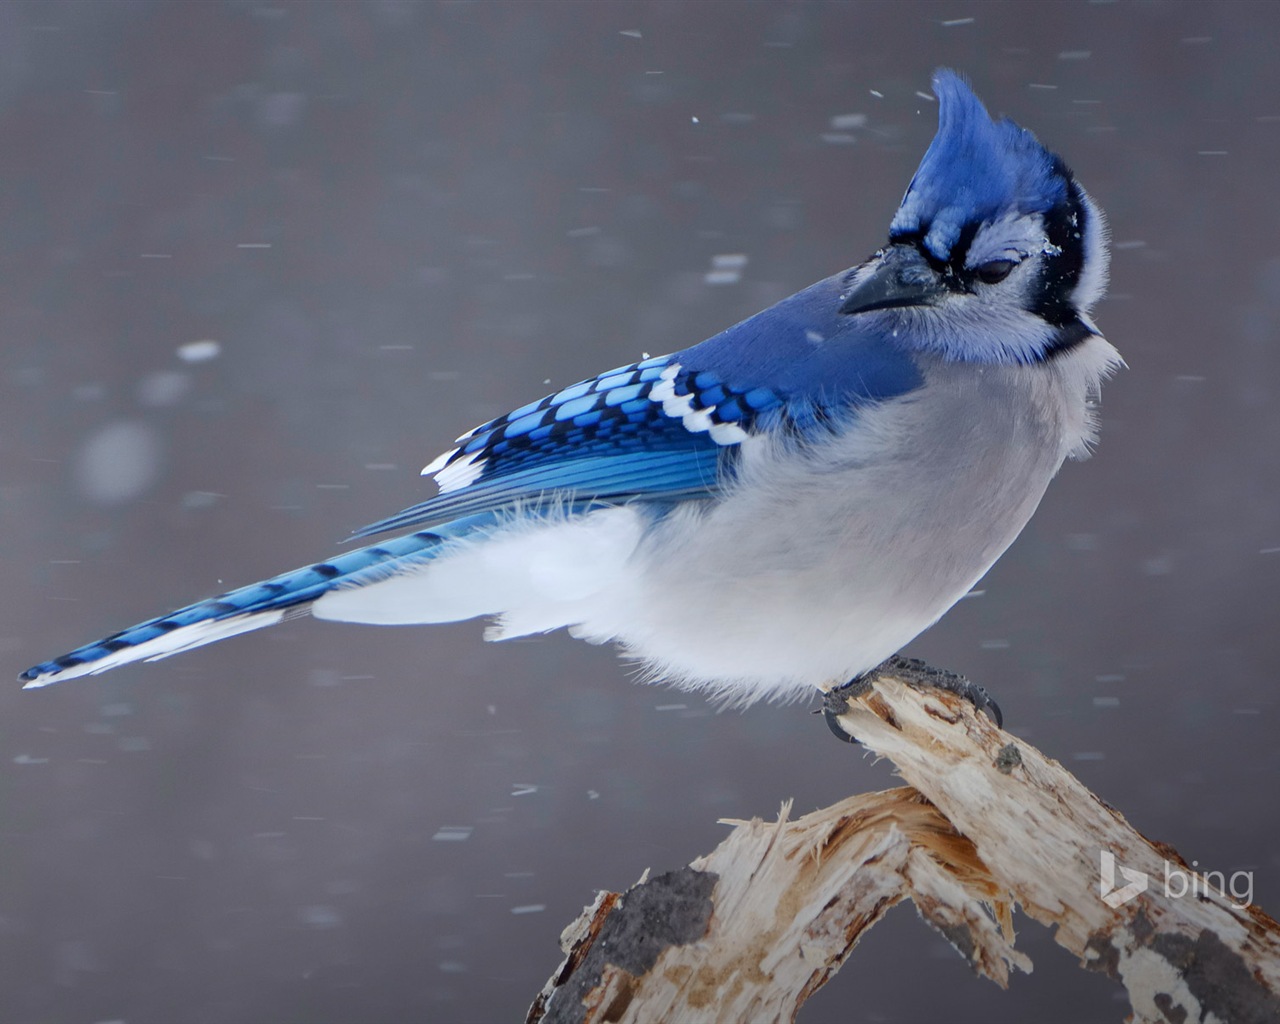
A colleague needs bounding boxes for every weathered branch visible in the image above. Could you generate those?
[529,666,1280,1024]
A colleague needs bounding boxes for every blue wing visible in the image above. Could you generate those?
[353,272,924,539]
[351,355,746,537]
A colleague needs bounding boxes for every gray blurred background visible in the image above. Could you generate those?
[2,2,1277,1022]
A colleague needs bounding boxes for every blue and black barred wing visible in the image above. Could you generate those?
[351,355,789,539]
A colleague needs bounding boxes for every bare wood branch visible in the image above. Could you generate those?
[528,786,1026,1024]
[530,670,1280,1024]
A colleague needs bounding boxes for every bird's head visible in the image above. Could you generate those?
[840,69,1109,364]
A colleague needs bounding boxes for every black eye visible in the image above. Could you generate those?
[975,259,1016,285]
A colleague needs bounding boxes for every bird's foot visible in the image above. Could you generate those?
[821,655,1003,744]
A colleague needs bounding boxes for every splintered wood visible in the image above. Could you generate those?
[530,674,1280,1024]
[530,786,1024,1024]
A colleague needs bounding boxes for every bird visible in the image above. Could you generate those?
[20,69,1121,707]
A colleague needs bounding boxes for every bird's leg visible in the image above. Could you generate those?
[821,655,1003,744]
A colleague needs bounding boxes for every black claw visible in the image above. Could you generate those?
[982,693,1004,729]
[819,677,872,744]
[821,700,859,743]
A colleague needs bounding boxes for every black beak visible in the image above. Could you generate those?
[839,247,946,315]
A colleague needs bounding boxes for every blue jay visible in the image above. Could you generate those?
[21,70,1120,706]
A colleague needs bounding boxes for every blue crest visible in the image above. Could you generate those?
[891,70,1067,261]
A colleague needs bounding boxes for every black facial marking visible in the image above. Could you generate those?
[1032,163,1088,327]
[1041,317,1095,360]
[946,221,981,279]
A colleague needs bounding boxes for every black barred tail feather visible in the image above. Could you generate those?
[20,529,455,688]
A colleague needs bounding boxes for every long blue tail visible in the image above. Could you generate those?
[20,528,456,688]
